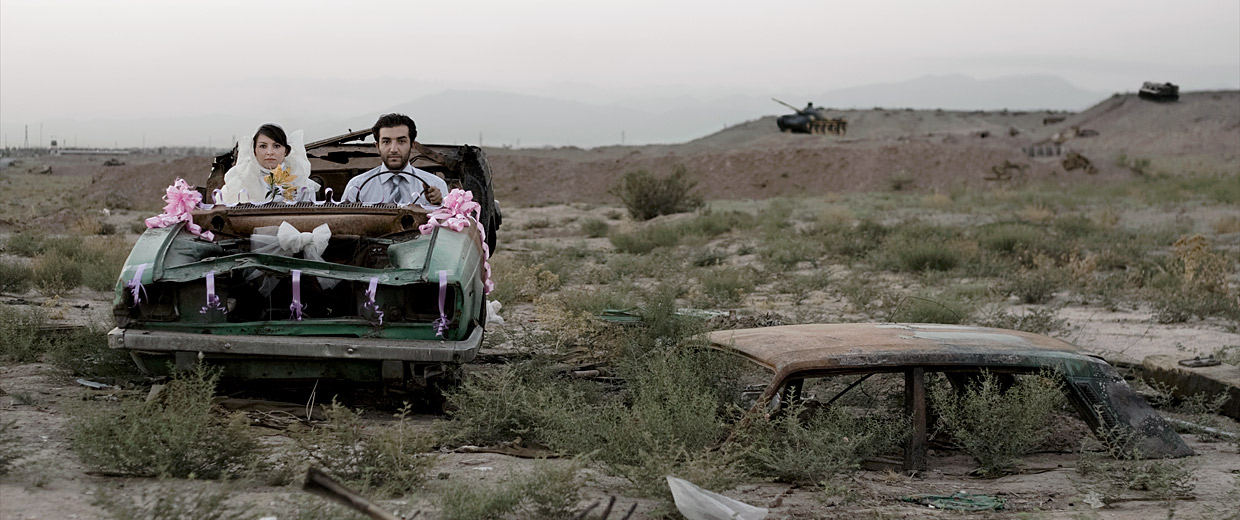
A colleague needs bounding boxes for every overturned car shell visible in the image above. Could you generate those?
[708,323,1192,465]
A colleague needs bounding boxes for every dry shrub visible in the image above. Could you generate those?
[1078,425,1195,502]
[95,482,239,520]
[1212,214,1240,235]
[0,420,26,476]
[921,192,953,210]
[1018,203,1055,224]
[816,205,856,230]
[611,164,703,221]
[1173,235,1229,292]
[488,256,561,305]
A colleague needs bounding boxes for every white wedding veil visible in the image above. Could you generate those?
[219,127,318,204]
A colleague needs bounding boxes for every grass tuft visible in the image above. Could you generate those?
[930,371,1064,476]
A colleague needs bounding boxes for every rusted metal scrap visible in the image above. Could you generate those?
[708,323,1194,471]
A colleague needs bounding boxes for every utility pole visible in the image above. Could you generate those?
[621,131,625,145]
[478,132,483,146]
[24,125,29,148]
[39,123,43,148]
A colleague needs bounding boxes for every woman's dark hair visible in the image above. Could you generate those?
[253,124,290,152]
[372,113,417,142]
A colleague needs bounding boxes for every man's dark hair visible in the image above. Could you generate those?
[372,113,417,142]
[253,124,290,152]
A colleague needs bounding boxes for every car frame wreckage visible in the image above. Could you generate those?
[107,129,501,389]
[708,323,1193,468]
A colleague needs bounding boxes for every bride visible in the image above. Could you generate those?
[219,124,320,204]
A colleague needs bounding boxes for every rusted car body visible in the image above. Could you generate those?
[107,130,499,387]
[708,323,1192,468]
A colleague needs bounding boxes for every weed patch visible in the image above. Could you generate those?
[740,403,907,485]
[300,401,435,497]
[579,218,610,238]
[887,295,969,324]
[1078,426,1195,502]
[0,259,32,294]
[95,482,239,520]
[696,266,755,307]
[436,460,584,520]
[608,223,685,254]
[0,419,27,475]
[488,256,561,305]
[68,365,260,479]
[930,371,1064,476]
[0,306,48,363]
[974,307,1069,336]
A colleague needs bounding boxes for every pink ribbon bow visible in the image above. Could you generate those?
[145,178,215,241]
[418,189,494,294]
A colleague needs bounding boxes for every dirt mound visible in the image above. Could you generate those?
[88,156,213,210]
[84,92,1239,209]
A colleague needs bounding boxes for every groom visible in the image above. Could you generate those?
[343,113,447,208]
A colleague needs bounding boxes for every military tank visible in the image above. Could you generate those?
[773,98,847,135]
[1138,82,1179,102]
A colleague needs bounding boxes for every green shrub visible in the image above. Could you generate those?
[436,461,584,520]
[0,306,48,363]
[2,231,45,256]
[68,365,260,479]
[608,224,684,254]
[301,401,435,497]
[0,259,32,294]
[439,358,595,447]
[974,307,1069,336]
[1078,425,1195,502]
[32,252,83,295]
[611,165,703,221]
[46,326,141,379]
[0,419,26,475]
[761,233,823,270]
[95,482,239,520]
[697,266,755,307]
[741,403,907,485]
[885,240,961,272]
[1006,267,1063,304]
[930,371,1064,476]
[975,223,1045,255]
[579,218,610,238]
[887,295,969,324]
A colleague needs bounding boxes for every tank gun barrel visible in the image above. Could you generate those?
[771,97,804,114]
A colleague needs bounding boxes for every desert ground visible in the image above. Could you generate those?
[1,91,1238,519]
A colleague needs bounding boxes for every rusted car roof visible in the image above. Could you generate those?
[708,323,1089,374]
[708,323,1194,460]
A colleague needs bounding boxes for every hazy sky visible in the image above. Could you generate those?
[2,0,1237,146]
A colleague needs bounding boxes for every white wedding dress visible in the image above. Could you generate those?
[219,128,319,204]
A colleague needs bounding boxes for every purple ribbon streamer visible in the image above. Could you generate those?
[363,276,384,326]
[432,270,449,338]
[289,269,304,321]
[200,270,225,315]
[126,263,148,306]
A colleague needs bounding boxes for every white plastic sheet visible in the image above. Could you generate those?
[667,476,768,520]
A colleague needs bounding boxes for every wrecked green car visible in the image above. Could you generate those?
[107,130,499,387]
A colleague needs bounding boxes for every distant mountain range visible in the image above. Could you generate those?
[34,74,1111,149]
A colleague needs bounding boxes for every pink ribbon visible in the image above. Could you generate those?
[145,178,214,241]
[362,276,384,326]
[200,270,225,315]
[419,189,494,294]
[289,270,304,321]
[126,263,148,306]
[432,270,449,338]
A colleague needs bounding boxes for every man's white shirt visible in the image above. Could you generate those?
[342,163,449,209]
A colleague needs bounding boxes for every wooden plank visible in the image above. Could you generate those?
[904,367,927,472]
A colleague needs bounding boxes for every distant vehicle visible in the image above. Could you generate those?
[1138,82,1179,102]
[772,98,847,136]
